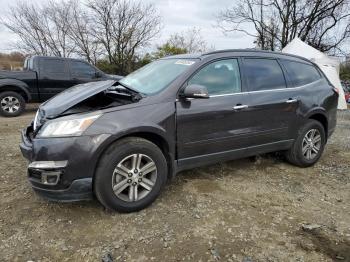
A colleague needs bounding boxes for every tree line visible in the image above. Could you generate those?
[1,0,208,75]
[217,0,350,54]
[2,0,350,75]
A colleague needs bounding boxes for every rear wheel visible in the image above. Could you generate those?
[285,120,326,167]
[0,91,26,117]
[94,137,167,212]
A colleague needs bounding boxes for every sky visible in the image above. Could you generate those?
[0,0,256,53]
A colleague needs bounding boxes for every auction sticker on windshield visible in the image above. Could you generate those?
[175,60,195,66]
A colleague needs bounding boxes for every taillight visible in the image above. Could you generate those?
[333,87,339,94]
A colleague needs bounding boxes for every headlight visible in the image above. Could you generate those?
[38,113,101,138]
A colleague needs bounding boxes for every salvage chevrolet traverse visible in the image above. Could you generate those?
[20,50,338,212]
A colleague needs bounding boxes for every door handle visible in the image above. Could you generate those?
[286,99,298,103]
[233,104,248,110]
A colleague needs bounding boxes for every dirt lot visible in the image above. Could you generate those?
[0,105,349,262]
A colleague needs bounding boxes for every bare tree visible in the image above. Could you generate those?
[43,0,76,57]
[2,0,75,57]
[217,0,350,53]
[167,27,209,53]
[2,2,51,55]
[67,1,101,64]
[87,0,161,74]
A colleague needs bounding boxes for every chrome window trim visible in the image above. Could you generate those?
[209,86,302,97]
[209,80,322,98]
[176,78,322,100]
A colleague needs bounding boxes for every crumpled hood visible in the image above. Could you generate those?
[39,80,117,119]
[107,74,123,80]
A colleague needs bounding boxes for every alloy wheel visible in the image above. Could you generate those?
[1,96,20,113]
[302,129,322,160]
[112,153,157,202]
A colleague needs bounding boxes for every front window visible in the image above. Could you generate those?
[188,59,241,95]
[70,61,96,79]
[120,59,197,95]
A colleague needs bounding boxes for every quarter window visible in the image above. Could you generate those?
[281,60,322,86]
[188,59,241,95]
[244,58,286,91]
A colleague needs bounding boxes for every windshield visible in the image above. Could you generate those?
[120,58,198,95]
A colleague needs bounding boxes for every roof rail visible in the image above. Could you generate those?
[202,48,312,63]
[203,48,282,56]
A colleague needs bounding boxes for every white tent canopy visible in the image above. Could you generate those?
[282,38,347,109]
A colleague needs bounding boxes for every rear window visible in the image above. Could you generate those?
[281,60,322,86]
[244,58,286,91]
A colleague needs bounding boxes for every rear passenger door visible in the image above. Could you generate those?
[242,58,299,146]
[38,58,72,100]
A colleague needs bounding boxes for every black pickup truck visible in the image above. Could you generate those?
[0,56,122,117]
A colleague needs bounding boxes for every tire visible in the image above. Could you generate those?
[285,119,326,167]
[0,91,26,117]
[94,137,168,212]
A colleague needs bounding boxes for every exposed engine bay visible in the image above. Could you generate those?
[61,87,138,115]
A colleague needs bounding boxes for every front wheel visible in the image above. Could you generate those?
[94,137,168,212]
[285,120,326,167]
[0,91,26,117]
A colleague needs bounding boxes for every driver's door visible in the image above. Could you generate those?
[176,58,252,168]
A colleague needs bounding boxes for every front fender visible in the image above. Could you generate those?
[0,79,31,101]
[85,102,176,176]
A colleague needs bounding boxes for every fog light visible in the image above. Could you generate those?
[41,171,61,185]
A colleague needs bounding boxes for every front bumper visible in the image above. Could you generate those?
[19,124,111,202]
[32,178,93,202]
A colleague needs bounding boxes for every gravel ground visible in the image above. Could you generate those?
[0,105,349,262]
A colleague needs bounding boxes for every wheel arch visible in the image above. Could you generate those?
[93,131,175,184]
[307,111,328,139]
[0,81,31,102]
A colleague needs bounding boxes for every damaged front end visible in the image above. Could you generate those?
[33,80,141,133]
[19,80,143,201]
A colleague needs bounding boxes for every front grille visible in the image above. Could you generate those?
[25,123,35,141]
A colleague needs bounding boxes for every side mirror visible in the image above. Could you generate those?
[182,84,209,99]
[95,71,103,78]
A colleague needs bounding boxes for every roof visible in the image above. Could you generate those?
[28,55,85,62]
[164,49,313,64]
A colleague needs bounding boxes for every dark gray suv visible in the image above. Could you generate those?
[20,50,338,212]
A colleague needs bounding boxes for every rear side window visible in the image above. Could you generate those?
[40,59,68,79]
[70,61,96,79]
[188,59,241,95]
[244,58,286,91]
[281,60,322,86]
